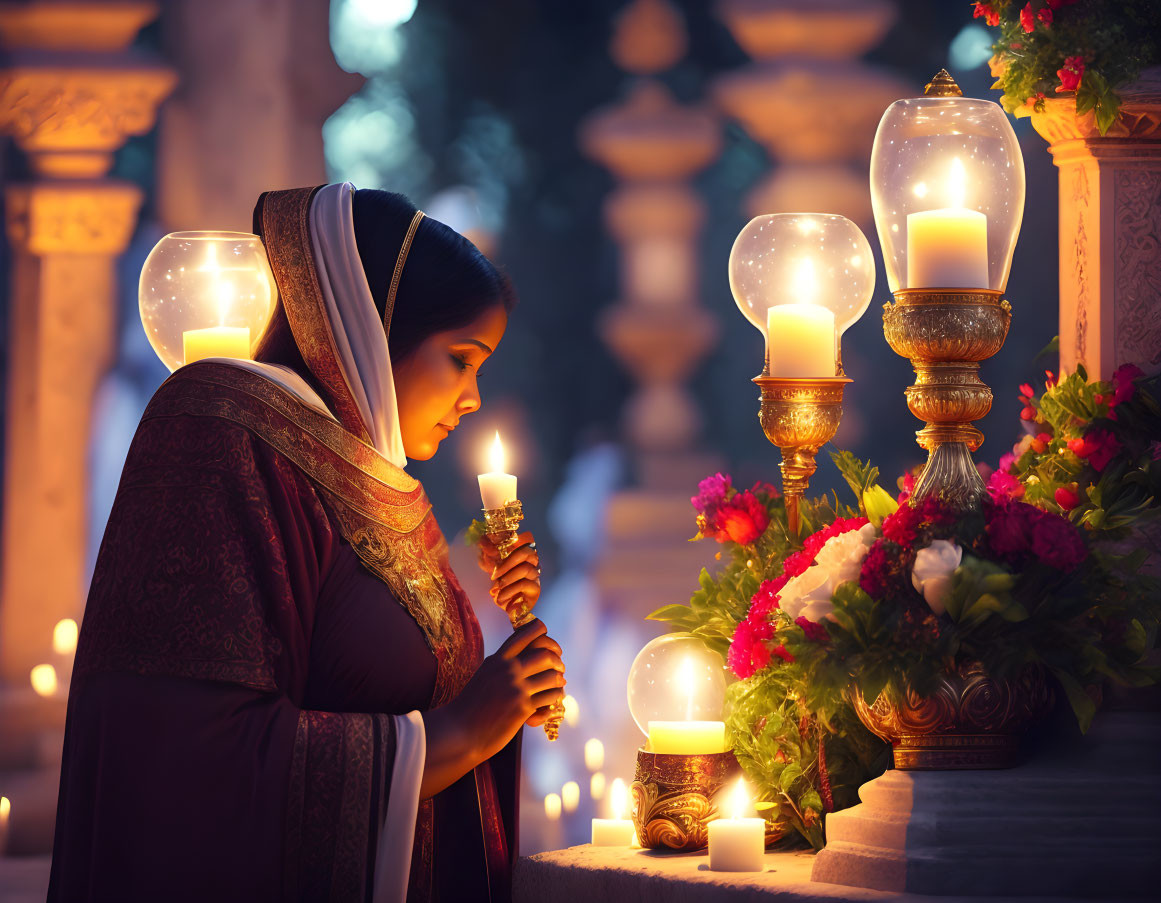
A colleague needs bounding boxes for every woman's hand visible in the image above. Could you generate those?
[478,532,540,618]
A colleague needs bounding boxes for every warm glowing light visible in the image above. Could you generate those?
[913,182,929,199]
[562,694,579,727]
[488,432,506,473]
[728,777,751,821]
[53,619,79,656]
[30,664,58,697]
[610,778,629,820]
[0,796,9,821]
[948,157,966,208]
[545,793,562,821]
[792,258,817,304]
[584,738,605,772]
[562,781,580,814]
[590,772,606,800]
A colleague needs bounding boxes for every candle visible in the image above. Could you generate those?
[0,795,9,856]
[30,664,57,697]
[709,779,765,872]
[53,618,78,656]
[562,781,580,814]
[584,738,605,772]
[544,793,562,821]
[562,694,580,727]
[478,432,517,510]
[767,288,836,379]
[590,772,606,800]
[592,777,635,846]
[646,720,727,754]
[183,326,252,365]
[906,158,989,288]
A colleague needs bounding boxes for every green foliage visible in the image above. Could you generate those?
[464,518,488,546]
[981,0,1160,135]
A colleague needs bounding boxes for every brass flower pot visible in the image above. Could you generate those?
[851,662,1053,770]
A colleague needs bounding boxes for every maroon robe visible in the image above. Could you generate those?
[48,187,519,903]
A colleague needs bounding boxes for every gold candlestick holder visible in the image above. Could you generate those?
[483,499,564,741]
[630,748,740,851]
[882,289,1011,509]
[753,374,852,536]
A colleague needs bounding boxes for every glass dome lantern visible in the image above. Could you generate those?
[728,212,875,375]
[626,634,727,738]
[870,70,1025,293]
[139,231,277,372]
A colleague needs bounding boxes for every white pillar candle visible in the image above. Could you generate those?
[592,776,634,846]
[478,432,517,510]
[709,779,765,872]
[182,326,251,365]
[584,738,605,772]
[562,781,580,814]
[646,720,726,755]
[767,304,836,378]
[906,208,989,288]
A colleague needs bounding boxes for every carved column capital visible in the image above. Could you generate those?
[5,180,143,256]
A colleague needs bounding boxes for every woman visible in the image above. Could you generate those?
[47,184,563,902]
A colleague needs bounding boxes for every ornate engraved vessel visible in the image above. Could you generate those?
[753,375,851,534]
[630,749,740,851]
[851,662,1052,770]
[882,289,1011,509]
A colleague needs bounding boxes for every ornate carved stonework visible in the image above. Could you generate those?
[1029,67,1161,144]
[1113,169,1161,373]
[5,181,142,255]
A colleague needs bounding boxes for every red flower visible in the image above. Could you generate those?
[1056,56,1084,93]
[796,616,829,643]
[1030,432,1052,454]
[1055,483,1081,511]
[1019,2,1037,32]
[1045,370,1058,390]
[1037,6,1053,25]
[1068,429,1120,472]
[747,578,785,622]
[771,644,795,664]
[1019,383,1035,400]
[727,617,773,678]
[986,500,1087,572]
[1111,363,1143,407]
[1030,509,1087,572]
[716,491,769,545]
[858,541,893,599]
[973,1,1000,26]
[749,480,781,501]
[882,502,923,545]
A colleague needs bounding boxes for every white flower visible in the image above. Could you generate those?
[782,527,877,623]
[911,539,963,616]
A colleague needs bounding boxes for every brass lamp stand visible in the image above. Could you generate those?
[483,500,564,741]
[754,373,852,535]
[882,289,1010,508]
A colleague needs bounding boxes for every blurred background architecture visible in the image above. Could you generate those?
[0,0,1066,883]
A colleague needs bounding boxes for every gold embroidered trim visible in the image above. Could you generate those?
[383,209,425,341]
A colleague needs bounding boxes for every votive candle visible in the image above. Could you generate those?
[708,779,765,872]
[767,304,836,378]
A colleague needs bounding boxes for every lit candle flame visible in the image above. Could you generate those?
[562,694,579,727]
[544,792,562,821]
[30,663,58,697]
[562,781,580,814]
[728,777,751,820]
[610,778,629,820]
[53,618,78,656]
[792,258,817,304]
[948,157,967,209]
[488,431,506,473]
[678,657,695,721]
[0,796,10,822]
[590,772,606,800]
[584,738,605,772]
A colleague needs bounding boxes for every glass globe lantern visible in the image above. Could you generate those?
[139,231,277,372]
[627,634,727,739]
[728,212,875,376]
[870,72,1025,292]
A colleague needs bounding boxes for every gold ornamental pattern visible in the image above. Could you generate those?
[851,662,1053,770]
[630,749,740,851]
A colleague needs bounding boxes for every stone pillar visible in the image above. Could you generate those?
[157,0,362,232]
[1030,67,1161,380]
[0,0,173,853]
[713,0,910,226]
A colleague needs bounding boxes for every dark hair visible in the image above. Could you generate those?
[351,189,516,363]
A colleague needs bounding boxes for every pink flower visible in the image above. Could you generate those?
[998,451,1018,474]
[858,541,893,599]
[987,470,1026,502]
[796,616,829,643]
[1056,56,1084,93]
[1019,2,1035,32]
[747,579,785,622]
[691,472,731,515]
[1068,429,1120,472]
[727,617,773,678]
[717,491,769,545]
[986,500,1087,573]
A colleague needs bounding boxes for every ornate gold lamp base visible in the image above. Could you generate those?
[630,749,740,851]
[754,375,851,535]
[883,289,1011,509]
[851,663,1053,770]
[483,500,563,741]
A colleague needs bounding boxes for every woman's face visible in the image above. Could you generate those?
[392,304,508,461]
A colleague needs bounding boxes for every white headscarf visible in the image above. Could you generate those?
[221,182,408,468]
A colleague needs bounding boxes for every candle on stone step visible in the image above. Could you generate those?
[591,776,635,846]
[709,778,765,872]
[906,158,989,289]
[478,432,517,510]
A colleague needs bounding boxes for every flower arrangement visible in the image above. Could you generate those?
[649,366,1161,849]
[973,0,1161,134]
